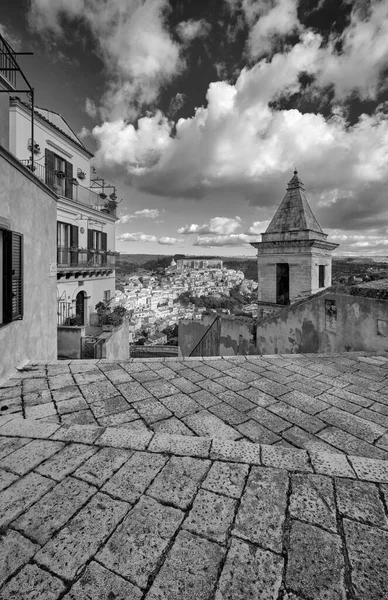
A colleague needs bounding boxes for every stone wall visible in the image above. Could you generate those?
[179,315,256,357]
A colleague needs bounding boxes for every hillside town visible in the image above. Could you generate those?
[112,258,257,344]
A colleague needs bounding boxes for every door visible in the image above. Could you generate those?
[276,263,289,305]
[75,291,85,325]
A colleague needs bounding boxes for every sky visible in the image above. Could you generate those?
[2,0,388,257]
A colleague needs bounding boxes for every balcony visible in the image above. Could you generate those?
[0,35,16,89]
[20,161,117,216]
[57,247,118,278]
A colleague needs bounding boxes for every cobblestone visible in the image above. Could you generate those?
[290,473,337,532]
[0,564,65,599]
[202,461,249,498]
[335,478,387,528]
[183,488,237,543]
[63,560,142,600]
[0,529,39,587]
[1,439,64,476]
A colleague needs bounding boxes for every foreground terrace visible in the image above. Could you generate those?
[0,352,388,599]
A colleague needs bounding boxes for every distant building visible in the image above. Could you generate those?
[145,332,168,346]
[176,258,223,271]
[251,170,339,305]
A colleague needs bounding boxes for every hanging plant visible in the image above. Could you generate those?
[55,170,66,179]
[77,168,86,180]
[71,177,79,186]
[99,192,107,200]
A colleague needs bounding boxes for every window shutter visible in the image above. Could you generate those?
[45,149,55,189]
[65,160,73,200]
[101,232,107,251]
[70,225,79,248]
[3,231,23,323]
[87,229,94,249]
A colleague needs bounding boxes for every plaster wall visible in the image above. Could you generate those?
[104,320,130,360]
[256,292,388,355]
[0,92,9,149]
[0,151,57,381]
[57,203,116,251]
[179,315,255,357]
[57,326,84,359]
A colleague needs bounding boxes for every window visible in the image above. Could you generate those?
[1,229,23,325]
[45,149,73,200]
[57,222,78,266]
[319,265,325,288]
[104,290,111,301]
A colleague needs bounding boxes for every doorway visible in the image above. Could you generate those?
[75,291,86,325]
[276,263,289,305]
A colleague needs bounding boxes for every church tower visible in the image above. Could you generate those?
[250,170,339,305]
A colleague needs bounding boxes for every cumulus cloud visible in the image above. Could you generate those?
[0,22,22,50]
[158,236,183,245]
[85,98,98,119]
[117,232,157,242]
[193,233,255,247]
[247,220,270,234]
[168,92,187,117]
[117,209,160,223]
[176,19,211,42]
[28,0,183,118]
[178,217,242,235]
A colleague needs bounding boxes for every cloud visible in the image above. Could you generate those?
[28,0,184,118]
[176,19,211,42]
[0,22,22,50]
[168,92,187,117]
[116,232,157,242]
[117,208,160,223]
[193,233,255,247]
[85,97,98,119]
[247,220,270,234]
[247,0,301,59]
[178,217,242,235]
[158,237,183,245]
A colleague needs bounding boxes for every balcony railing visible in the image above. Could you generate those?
[0,35,16,89]
[57,247,118,270]
[21,161,116,215]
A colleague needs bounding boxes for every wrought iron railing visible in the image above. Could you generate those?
[57,247,118,269]
[20,160,116,214]
[0,35,16,88]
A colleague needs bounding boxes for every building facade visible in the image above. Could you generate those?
[9,97,118,327]
[251,171,339,305]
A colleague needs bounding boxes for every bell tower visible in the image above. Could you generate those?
[250,170,339,305]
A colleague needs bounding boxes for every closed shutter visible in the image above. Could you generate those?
[70,225,79,266]
[101,232,107,265]
[87,229,94,250]
[65,160,73,200]
[3,231,23,323]
[45,149,55,189]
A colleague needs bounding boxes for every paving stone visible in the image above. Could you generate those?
[235,419,280,444]
[102,451,167,502]
[149,433,211,457]
[120,362,150,374]
[143,380,180,398]
[250,378,289,397]
[283,425,340,454]
[56,396,89,415]
[183,410,240,440]
[209,402,248,425]
[0,417,60,439]
[348,455,388,483]
[74,447,132,486]
[234,466,288,553]
[213,375,248,392]
[0,468,18,492]
[261,369,290,384]
[261,445,312,472]
[189,389,221,408]
[131,370,161,383]
[166,361,188,372]
[154,367,178,380]
[96,426,152,450]
[65,560,142,599]
[0,529,39,587]
[0,396,22,415]
[281,390,330,415]
[51,423,104,443]
[89,395,132,419]
[319,406,386,443]
[52,385,84,403]
[317,392,363,415]
[247,405,291,433]
[23,389,52,407]
[0,386,21,401]
[48,373,75,390]
[202,461,249,498]
[198,378,228,395]
[290,473,337,532]
[0,563,65,600]
[336,478,387,528]
[13,476,96,545]
[226,366,263,383]
[326,386,372,408]
[371,401,388,415]
[159,393,201,418]
[119,419,150,432]
[1,439,64,476]
[171,377,201,394]
[0,436,30,460]
[284,375,331,397]
[0,472,55,527]
[70,362,100,373]
[218,390,256,412]
[79,380,119,404]
[268,401,325,434]
[35,492,130,580]
[376,433,388,450]
[116,381,152,402]
[73,370,107,385]
[97,408,139,426]
[194,364,224,379]
[103,368,134,384]
[23,378,49,393]
[151,416,194,436]
[344,519,388,600]
[147,455,210,509]
[146,529,225,600]
[179,368,206,383]
[183,489,237,543]
[318,426,388,459]
[210,439,261,465]
[215,537,283,600]
[309,451,356,478]
[130,397,172,424]
[286,520,346,600]
[97,495,184,588]
[35,443,97,480]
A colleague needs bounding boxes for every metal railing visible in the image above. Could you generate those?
[189,315,220,357]
[57,247,118,269]
[0,35,16,88]
[20,160,116,214]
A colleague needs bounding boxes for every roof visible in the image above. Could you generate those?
[265,170,323,234]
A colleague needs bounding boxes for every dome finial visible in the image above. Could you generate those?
[294,167,298,175]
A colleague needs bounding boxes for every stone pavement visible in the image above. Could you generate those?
[0,352,388,599]
[1,352,388,458]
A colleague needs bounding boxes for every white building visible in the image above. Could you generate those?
[9,96,118,326]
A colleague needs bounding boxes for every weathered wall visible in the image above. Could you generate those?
[179,315,255,357]
[57,326,85,359]
[179,316,215,357]
[256,291,388,354]
[104,320,130,360]
[0,150,57,382]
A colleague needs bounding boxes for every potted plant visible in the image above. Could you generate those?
[55,170,66,179]
[71,177,79,186]
[77,168,86,180]
[99,192,107,200]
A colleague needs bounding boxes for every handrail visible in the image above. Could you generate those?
[189,315,220,357]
